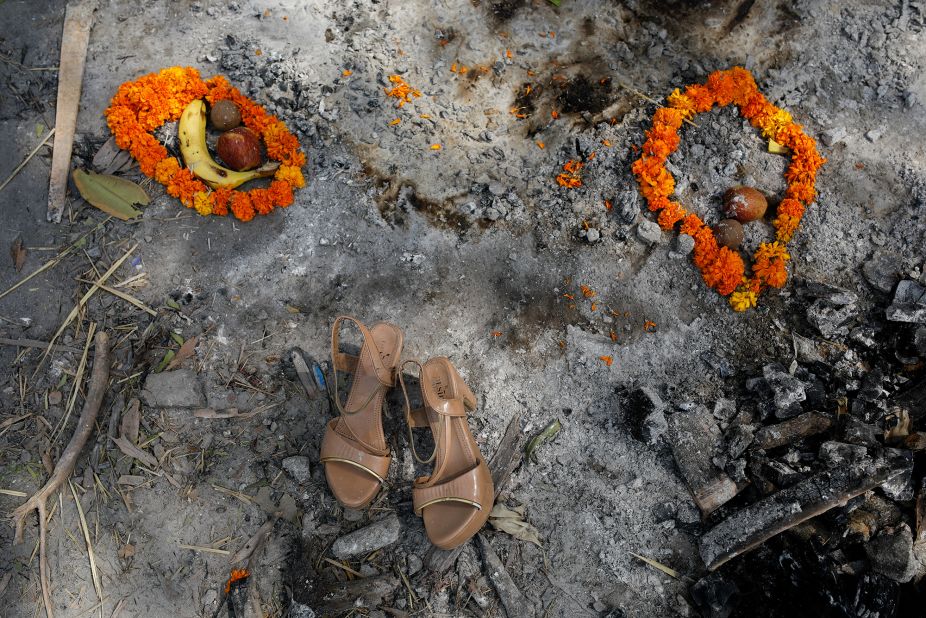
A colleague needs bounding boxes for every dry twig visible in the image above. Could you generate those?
[10,332,110,618]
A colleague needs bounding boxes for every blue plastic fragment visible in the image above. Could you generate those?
[312,363,327,389]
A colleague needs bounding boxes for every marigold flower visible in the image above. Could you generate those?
[275,165,305,189]
[729,289,757,312]
[657,201,686,230]
[701,248,745,296]
[230,192,255,222]
[631,67,822,310]
[106,66,306,221]
[193,191,214,216]
[212,187,233,216]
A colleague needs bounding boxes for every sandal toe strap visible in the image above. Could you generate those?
[412,461,493,516]
[320,420,391,483]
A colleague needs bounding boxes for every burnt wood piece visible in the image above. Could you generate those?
[753,411,834,450]
[667,406,741,515]
[313,574,399,614]
[916,478,926,543]
[699,450,912,570]
[895,376,926,421]
[426,412,523,573]
[478,533,536,618]
[904,432,926,450]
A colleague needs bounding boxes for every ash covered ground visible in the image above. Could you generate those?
[1,0,926,617]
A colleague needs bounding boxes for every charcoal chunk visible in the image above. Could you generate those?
[866,526,916,583]
[690,572,738,618]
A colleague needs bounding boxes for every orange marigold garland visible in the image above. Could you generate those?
[105,66,306,221]
[631,67,825,311]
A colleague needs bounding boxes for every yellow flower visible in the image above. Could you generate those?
[729,290,757,312]
[193,191,213,216]
[275,165,305,189]
[760,108,793,139]
[667,88,695,118]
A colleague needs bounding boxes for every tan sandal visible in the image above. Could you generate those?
[320,316,404,509]
[399,357,493,549]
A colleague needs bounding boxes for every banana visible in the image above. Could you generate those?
[178,99,279,189]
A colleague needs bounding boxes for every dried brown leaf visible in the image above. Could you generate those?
[112,435,158,468]
[489,503,542,546]
[166,336,198,371]
[10,237,26,272]
[119,398,140,443]
[118,543,136,559]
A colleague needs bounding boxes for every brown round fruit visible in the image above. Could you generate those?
[722,186,767,222]
[713,218,744,250]
[216,127,262,171]
[210,100,241,131]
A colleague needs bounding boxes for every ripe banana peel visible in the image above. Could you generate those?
[178,99,279,189]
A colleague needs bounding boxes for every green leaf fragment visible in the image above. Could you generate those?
[525,418,561,463]
[547,0,562,6]
[155,350,175,373]
[170,332,185,346]
[72,169,148,221]
[165,298,181,310]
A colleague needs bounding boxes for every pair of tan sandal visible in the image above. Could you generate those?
[319,316,493,550]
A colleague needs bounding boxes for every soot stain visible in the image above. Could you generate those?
[557,74,613,115]
[363,164,472,234]
[488,0,525,22]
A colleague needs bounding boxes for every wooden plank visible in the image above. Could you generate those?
[753,411,834,450]
[478,533,536,618]
[667,406,741,515]
[47,0,98,223]
[699,449,912,570]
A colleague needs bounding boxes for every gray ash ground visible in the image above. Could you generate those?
[1,0,926,617]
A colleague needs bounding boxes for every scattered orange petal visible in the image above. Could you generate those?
[643,320,657,333]
[342,69,352,77]
[430,143,442,150]
[599,355,613,367]
[492,331,503,337]
[389,118,401,126]
[604,199,612,211]
[580,285,596,298]
[536,141,545,149]
[384,74,422,108]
